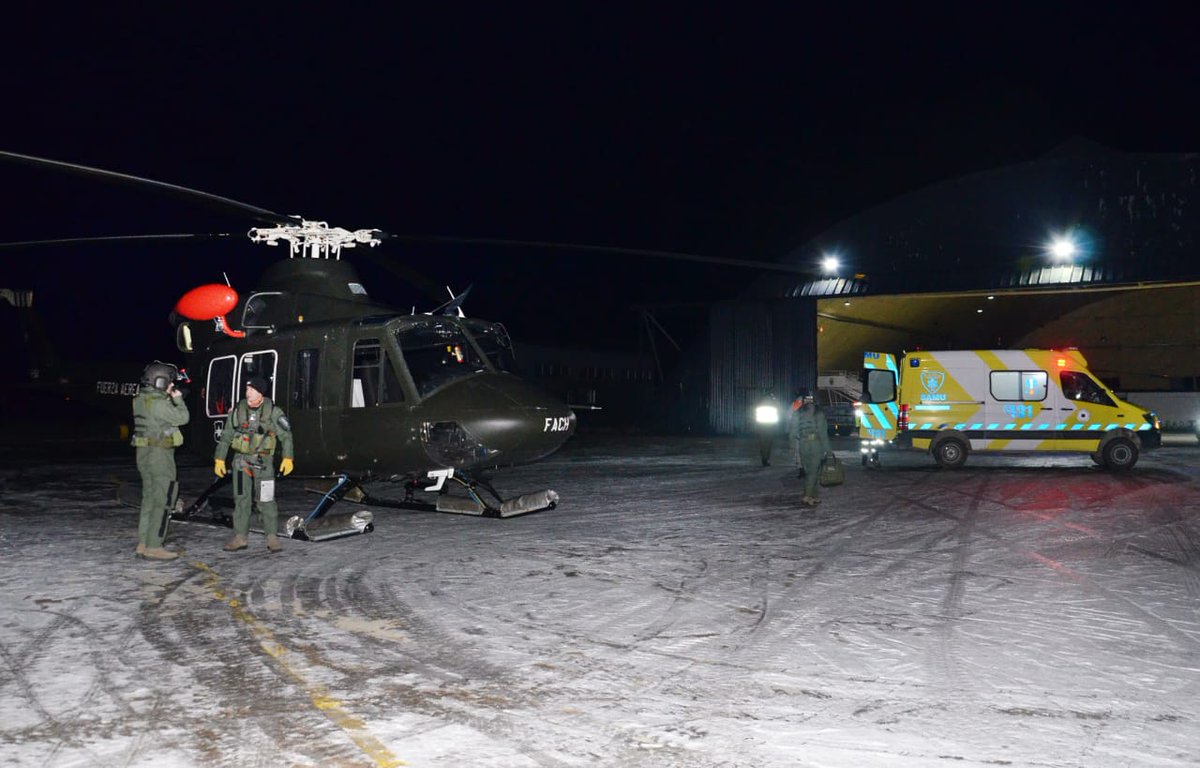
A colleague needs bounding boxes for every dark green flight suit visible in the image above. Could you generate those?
[789,400,832,502]
[214,397,294,539]
[131,386,190,549]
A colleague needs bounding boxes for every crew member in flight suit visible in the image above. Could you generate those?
[213,376,294,552]
[788,389,832,507]
[131,361,190,560]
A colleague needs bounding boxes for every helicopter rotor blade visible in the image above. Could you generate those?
[0,150,293,226]
[350,247,446,306]
[379,233,818,275]
[0,233,236,251]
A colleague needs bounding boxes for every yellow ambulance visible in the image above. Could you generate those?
[856,349,1161,470]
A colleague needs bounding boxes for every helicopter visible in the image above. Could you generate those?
[0,150,820,540]
[0,150,577,540]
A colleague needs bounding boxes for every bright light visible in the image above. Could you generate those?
[821,254,840,273]
[755,405,780,424]
[1048,235,1077,260]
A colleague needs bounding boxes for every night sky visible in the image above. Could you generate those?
[4,5,1199,362]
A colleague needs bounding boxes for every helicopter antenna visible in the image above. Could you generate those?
[249,218,382,259]
[431,284,473,317]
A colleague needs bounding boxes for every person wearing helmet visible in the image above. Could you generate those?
[131,361,190,560]
[213,375,294,553]
[788,388,832,507]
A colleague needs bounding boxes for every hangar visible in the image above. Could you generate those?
[700,138,1200,433]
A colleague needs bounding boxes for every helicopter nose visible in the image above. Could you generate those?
[417,375,576,468]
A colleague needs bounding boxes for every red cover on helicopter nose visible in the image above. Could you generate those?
[175,284,239,320]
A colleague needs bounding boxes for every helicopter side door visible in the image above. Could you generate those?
[202,348,280,447]
[283,339,327,470]
[336,331,419,473]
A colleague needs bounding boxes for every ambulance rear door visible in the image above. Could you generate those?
[858,351,898,441]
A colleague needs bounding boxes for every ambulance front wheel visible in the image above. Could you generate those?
[1102,438,1138,471]
[933,437,968,469]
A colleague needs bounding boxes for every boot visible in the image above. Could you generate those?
[142,547,179,561]
[135,543,146,556]
[265,535,282,553]
[801,496,818,507]
[223,535,248,552]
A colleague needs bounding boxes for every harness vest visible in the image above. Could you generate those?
[229,399,278,456]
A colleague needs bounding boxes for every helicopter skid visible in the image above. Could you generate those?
[431,488,559,518]
[286,510,374,541]
[498,489,559,517]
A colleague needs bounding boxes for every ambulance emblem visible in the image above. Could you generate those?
[921,370,945,395]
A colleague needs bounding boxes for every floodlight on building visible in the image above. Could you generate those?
[1047,235,1077,261]
[821,254,840,273]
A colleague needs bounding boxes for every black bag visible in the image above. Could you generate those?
[819,454,845,486]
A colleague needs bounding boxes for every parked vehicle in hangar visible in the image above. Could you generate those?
[856,349,1161,470]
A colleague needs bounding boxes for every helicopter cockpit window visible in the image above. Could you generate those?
[395,321,487,398]
[351,339,404,407]
[463,319,515,372]
[239,351,278,399]
[206,355,237,417]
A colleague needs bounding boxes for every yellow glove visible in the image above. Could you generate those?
[280,457,294,476]
[214,458,227,478]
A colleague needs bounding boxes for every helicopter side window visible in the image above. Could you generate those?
[239,351,278,399]
[351,339,404,408]
[293,348,319,410]
[206,355,237,417]
[395,321,486,398]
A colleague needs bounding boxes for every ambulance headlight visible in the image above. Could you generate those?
[755,405,780,425]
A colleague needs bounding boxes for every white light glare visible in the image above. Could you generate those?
[755,405,780,425]
[1048,236,1077,260]
[821,254,840,273]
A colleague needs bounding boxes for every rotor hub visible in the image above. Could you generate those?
[248,218,381,259]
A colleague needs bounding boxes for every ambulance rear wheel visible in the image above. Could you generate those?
[933,438,968,469]
[1102,438,1138,471]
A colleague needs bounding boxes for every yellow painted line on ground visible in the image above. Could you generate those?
[193,561,407,768]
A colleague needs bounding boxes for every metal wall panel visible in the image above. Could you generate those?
[708,297,818,434]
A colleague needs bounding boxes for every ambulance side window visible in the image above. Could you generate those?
[990,370,1047,401]
[1061,371,1113,407]
[863,369,896,404]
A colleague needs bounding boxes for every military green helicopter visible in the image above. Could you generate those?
[1,149,817,540]
[0,150,577,540]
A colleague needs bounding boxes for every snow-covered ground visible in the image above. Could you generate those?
[2,435,1199,767]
